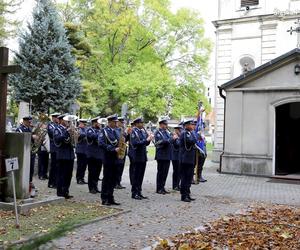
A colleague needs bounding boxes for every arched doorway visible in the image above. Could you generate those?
[275,102,300,175]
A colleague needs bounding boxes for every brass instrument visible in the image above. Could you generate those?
[63,115,79,147]
[117,124,127,160]
[31,113,49,153]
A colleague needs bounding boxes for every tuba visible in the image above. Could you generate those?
[63,115,79,147]
[31,113,49,153]
[117,125,127,160]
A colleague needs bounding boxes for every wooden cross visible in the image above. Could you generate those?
[0,47,21,186]
[287,19,300,48]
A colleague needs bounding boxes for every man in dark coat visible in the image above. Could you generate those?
[129,118,153,200]
[48,113,60,188]
[179,119,197,202]
[171,124,182,191]
[99,114,120,206]
[53,114,75,199]
[76,119,88,185]
[154,117,172,194]
[86,117,103,193]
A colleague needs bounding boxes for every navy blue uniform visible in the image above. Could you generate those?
[37,144,49,179]
[99,127,119,203]
[75,127,88,183]
[48,122,58,188]
[129,127,150,197]
[171,134,181,190]
[86,127,103,192]
[53,125,75,197]
[16,124,36,182]
[115,127,128,187]
[179,129,197,199]
[154,128,172,193]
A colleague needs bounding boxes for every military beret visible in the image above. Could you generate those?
[107,114,118,122]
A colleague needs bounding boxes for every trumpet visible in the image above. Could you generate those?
[63,115,79,147]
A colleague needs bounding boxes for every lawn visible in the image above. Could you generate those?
[0,201,119,247]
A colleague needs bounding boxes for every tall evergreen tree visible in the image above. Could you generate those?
[10,0,81,113]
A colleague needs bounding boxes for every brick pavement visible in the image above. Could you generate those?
[35,155,300,250]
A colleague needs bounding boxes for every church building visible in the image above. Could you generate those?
[213,0,300,165]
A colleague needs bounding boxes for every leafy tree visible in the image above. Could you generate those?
[0,0,22,45]
[59,0,211,120]
[10,0,81,113]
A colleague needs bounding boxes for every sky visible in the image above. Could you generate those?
[8,0,218,51]
[7,0,218,94]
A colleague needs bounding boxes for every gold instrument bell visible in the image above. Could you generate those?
[63,114,79,147]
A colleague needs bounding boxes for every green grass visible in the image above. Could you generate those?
[0,201,118,247]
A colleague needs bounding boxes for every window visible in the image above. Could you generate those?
[239,56,255,74]
[241,0,259,7]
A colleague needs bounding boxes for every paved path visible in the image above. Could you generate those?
[35,155,300,250]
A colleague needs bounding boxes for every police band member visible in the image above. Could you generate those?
[128,122,135,186]
[129,117,153,200]
[48,113,60,188]
[114,116,127,189]
[171,124,182,191]
[75,119,88,185]
[179,119,197,202]
[99,114,120,206]
[86,117,103,193]
[16,116,36,188]
[53,114,74,199]
[155,117,172,194]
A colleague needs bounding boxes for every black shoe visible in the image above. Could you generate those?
[139,194,148,199]
[90,189,97,194]
[102,200,111,206]
[132,194,142,200]
[77,179,87,185]
[163,189,170,194]
[65,195,74,199]
[199,178,207,183]
[188,196,196,201]
[48,184,57,189]
[109,200,121,205]
[115,184,126,189]
[181,197,191,202]
[173,187,180,191]
[156,190,166,195]
[96,189,101,193]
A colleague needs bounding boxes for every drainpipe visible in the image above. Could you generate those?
[218,86,226,173]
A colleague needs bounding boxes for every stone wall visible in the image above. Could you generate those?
[4,132,30,200]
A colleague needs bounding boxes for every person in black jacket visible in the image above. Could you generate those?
[53,114,75,199]
[154,117,172,194]
[171,124,182,191]
[179,119,197,202]
[75,119,88,185]
[99,114,120,206]
[48,113,60,188]
[128,118,153,200]
[86,117,103,193]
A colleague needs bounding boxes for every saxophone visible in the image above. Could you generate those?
[117,125,127,160]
